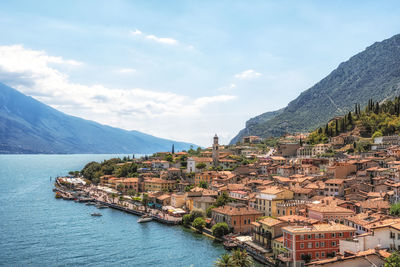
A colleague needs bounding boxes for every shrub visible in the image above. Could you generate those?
[211,222,230,238]
[192,217,206,231]
[182,214,192,227]
[190,209,205,220]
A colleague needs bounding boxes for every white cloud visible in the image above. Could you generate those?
[116,68,136,74]
[130,29,178,45]
[130,29,142,36]
[145,35,178,45]
[0,45,235,145]
[234,69,262,79]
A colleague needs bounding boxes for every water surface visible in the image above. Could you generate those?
[0,154,225,266]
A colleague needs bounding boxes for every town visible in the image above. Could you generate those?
[54,119,400,266]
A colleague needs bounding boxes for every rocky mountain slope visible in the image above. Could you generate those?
[231,33,400,144]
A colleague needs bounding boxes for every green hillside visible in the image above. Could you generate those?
[307,96,400,145]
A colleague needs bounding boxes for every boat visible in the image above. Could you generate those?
[91,213,102,216]
[96,204,108,209]
[86,202,96,206]
[223,240,238,250]
[137,214,152,223]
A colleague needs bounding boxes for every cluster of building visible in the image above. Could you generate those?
[92,133,400,266]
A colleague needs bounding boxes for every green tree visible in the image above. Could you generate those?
[211,222,230,238]
[81,161,101,181]
[196,162,207,170]
[192,217,206,232]
[206,205,216,217]
[199,181,208,189]
[231,249,253,267]
[190,209,205,220]
[390,203,400,216]
[110,193,117,204]
[216,192,230,207]
[372,130,383,138]
[165,154,173,162]
[142,193,149,213]
[385,251,400,267]
[182,214,192,227]
[213,254,234,267]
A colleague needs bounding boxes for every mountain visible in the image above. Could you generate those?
[231,33,400,144]
[0,83,197,154]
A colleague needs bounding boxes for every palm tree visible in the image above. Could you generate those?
[142,193,149,213]
[214,253,234,267]
[231,249,253,267]
[111,193,117,204]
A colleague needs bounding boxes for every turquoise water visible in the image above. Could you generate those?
[0,154,225,266]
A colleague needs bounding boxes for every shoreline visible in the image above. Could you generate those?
[54,179,274,266]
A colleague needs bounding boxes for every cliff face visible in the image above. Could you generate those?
[231,34,400,144]
[0,83,196,154]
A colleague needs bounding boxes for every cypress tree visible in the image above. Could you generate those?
[318,127,322,134]
[348,112,353,125]
[335,119,339,136]
[324,124,329,136]
[374,102,380,114]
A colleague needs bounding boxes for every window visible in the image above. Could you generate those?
[300,235,304,240]
[308,243,312,248]
[390,232,395,239]
[300,243,304,249]
[316,252,319,258]
[315,242,319,248]
[321,242,325,247]
[332,241,336,246]
[320,234,325,238]
[397,233,400,240]
[321,252,325,258]
[248,219,250,224]
[339,232,343,237]
[244,220,246,225]
[233,220,236,225]
[308,234,312,239]
[332,233,336,238]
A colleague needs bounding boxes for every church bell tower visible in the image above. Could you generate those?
[212,134,219,167]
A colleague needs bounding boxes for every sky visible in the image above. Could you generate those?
[0,1,400,147]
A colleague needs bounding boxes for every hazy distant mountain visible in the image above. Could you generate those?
[0,83,196,154]
[231,33,400,144]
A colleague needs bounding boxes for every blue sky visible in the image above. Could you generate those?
[1,0,400,146]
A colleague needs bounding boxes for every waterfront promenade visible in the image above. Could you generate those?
[61,184,182,225]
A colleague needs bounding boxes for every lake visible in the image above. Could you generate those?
[0,154,226,266]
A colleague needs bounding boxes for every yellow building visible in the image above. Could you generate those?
[272,236,285,258]
[143,178,176,192]
[253,186,293,217]
[194,171,216,186]
[171,193,186,208]
[252,217,287,257]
